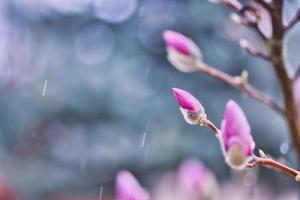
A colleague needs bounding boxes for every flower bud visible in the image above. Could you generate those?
[177,159,219,200]
[249,0,272,38]
[116,170,150,200]
[172,88,206,125]
[163,30,202,73]
[219,100,255,169]
[239,38,254,53]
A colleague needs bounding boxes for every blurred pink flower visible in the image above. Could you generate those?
[163,30,202,73]
[249,0,273,38]
[0,176,18,200]
[177,158,219,200]
[220,100,255,169]
[172,88,206,125]
[116,170,151,200]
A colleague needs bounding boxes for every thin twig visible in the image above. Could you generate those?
[241,42,271,61]
[204,119,220,134]
[285,10,300,32]
[247,156,300,180]
[194,61,285,115]
[203,119,300,181]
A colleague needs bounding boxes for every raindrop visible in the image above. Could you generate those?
[280,142,290,155]
[42,79,47,96]
[94,0,137,23]
[75,24,115,65]
[99,186,103,200]
[139,120,150,149]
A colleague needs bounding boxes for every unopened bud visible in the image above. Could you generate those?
[172,88,206,125]
[163,30,202,73]
[295,174,300,182]
[258,149,266,158]
[239,38,255,53]
[241,70,249,82]
[220,100,255,169]
[230,13,242,24]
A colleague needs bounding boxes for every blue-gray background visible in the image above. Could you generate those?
[0,0,300,199]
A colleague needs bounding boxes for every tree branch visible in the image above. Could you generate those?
[194,61,285,115]
[203,119,300,181]
[247,156,300,181]
[285,10,300,32]
[267,3,300,159]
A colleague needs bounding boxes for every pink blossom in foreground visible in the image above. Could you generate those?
[172,88,206,125]
[163,30,202,73]
[177,159,219,200]
[116,170,150,200]
[220,100,255,169]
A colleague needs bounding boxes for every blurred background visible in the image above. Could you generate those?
[0,0,300,199]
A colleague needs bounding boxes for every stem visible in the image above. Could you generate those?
[195,61,284,115]
[284,10,300,32]
[203,119,300,181]
[247,156,300,180]
[204,119,220,134]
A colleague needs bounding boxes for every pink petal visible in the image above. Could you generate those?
[116,170,150,200]
[177,159,208,193]
[221,100,255,155]
[249,0,273,38]
[172,88,202,112]
[163,30,192,56]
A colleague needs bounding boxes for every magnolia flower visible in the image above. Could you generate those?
[219,100,255,169]
[163,30,202,73]
[172,88,206,125]
[116,170,151,200]
[177,159,219,200]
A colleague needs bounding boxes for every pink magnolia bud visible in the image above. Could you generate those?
[172,88,206,125]
[220,100,255,169]
[163,30,202,73]
[116,170,151,200]
[177,159,219,200]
